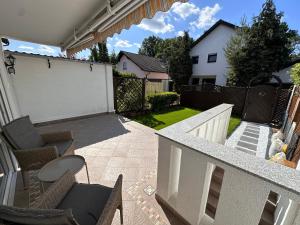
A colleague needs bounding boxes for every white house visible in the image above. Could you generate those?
[190,20,237,86]
[117,51,169,80]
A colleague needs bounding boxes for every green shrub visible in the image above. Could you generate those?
[113,68,136,78]
[291,63,300,86]
[147,92,179,111]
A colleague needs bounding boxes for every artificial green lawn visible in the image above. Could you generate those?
[131,106,241,136]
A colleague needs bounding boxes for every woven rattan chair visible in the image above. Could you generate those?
[2,116,74,187]
[0,171,123,225]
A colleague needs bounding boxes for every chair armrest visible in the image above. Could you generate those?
[41,131,73,143]
[31,171,76,209]
[96,174,123,225]
[14,146,59,171]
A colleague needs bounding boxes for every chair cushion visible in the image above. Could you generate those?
[57,183,112,225]
[45,140,73,156]
[0,205,79,225]
[3,116,44,150]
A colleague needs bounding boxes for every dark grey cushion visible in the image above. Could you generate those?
[3,116,44,150]
[45,140,73,156]
[0,205,79,225]
[57,183,112,225]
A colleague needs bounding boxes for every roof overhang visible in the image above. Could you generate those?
[0,0,186,57]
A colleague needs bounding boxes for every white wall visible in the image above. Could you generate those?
[117,55,146,78]
[7,53,114,123]
[190,25,236,86]
[0,45,20,122]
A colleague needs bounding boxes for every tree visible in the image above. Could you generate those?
[291,63,300,85]
[168,32,193,90]
[138,35,162,57]
[110,50,118,65]
[225,19,250,86]
[89,42,110,63]
[225,0,298,86]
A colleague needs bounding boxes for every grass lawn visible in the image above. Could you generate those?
[131,106,241,136]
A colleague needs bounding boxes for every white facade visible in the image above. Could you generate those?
[117,55,146,78]
[117,55,169,80]
[190,24,236,86]
[5,52,114,123]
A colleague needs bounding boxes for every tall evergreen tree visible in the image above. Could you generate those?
[138,36,163,57]
[110,50,118,65]
[168,31,193,90]
[89,42,110,63]
[225,0,298,86]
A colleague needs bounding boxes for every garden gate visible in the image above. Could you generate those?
[242,85,278,123]
[113,77,145,113]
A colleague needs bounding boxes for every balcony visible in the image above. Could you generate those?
[156,104,300,225]
[10,104,300,225]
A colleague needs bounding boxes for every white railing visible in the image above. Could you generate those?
[156,104,300,225]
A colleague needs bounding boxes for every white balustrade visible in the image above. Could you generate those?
[156,104,300,225]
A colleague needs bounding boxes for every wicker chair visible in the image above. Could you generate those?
[2,116,74,187]
[0,171,123,225]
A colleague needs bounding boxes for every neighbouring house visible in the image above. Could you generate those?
[190,20,237,86]
[272,57,300,84]
[117,51,169,80]
[117,51,170,93]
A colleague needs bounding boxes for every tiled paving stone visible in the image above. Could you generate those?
[237,141,257,151]
[243,131,260,139]
[236,147,256,155]
[14,114,182,225]
[245,128,260,134]
[226,121,271,159]
[240,135,259,144]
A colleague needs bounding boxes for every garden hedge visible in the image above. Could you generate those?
[147,92,179,111]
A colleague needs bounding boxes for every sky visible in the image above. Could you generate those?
[4,0,300,59]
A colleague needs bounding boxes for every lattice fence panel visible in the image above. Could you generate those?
[113,77,145,113]
[272,88,292,127]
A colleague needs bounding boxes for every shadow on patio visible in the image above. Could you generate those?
[14,113,185,225]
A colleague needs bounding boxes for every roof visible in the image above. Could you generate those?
[118,51,167,73]
[285,57,300,68]
[4,50,110,65]
[191,19,237,48]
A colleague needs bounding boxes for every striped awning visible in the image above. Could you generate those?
[66,0,186,56]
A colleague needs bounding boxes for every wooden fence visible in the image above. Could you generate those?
[181,84,292,126]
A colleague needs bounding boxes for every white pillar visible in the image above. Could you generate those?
[214,167,270,225]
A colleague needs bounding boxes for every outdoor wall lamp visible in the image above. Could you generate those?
[4,54,16,74]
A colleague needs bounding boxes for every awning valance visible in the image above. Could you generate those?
[66,0,186,57]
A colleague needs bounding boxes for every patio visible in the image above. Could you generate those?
[13,113,184,225]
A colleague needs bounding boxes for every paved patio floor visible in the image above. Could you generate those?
[14,114,184,225]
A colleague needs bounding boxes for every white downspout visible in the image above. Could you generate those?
[0,40,20,121]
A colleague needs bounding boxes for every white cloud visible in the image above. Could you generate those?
[177,31,185,37]
[18,45,34,51]
[133,43,141,48]
[172,2,200,20]
[137,12,174,34]
[115,39,133,48]
[37,45,56,54]
[190,3,221,29]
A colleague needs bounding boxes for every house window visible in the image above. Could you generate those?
[202,78,216,84]
[192,78,200,85]
[207,53,217,63]
[192,56,199,64]
[123,62,127,70]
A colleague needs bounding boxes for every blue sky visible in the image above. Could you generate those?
[4,0,300,59]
